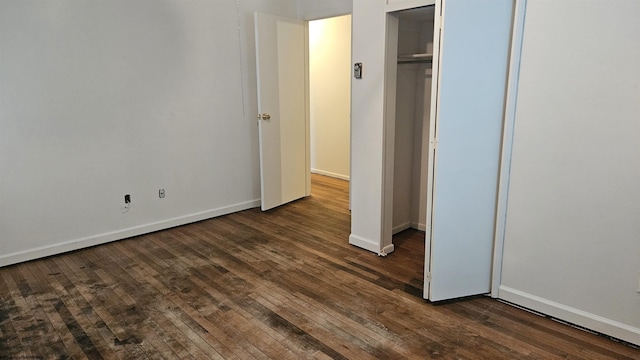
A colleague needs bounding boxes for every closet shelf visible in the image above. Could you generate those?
[398,53,433,64]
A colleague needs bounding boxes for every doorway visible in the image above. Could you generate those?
[381,1,513,301]
[386,5,436,299]
[253,12,351,209]
[308,15,352,185]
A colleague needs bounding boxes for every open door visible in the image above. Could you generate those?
[254,12,309,211]
[424,0,512,301]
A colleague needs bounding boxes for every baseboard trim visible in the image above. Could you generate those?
[393,221,427,234]
[311,169,350,181]
[411,221,426,231]
[0,199,261,268]
[392,221,411,234]
[380,243,395,257]
[499,285,640,346]
[349,234,379,254]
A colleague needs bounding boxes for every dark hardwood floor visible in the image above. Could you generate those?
[1,174,638,359]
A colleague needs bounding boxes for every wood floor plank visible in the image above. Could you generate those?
[3,267,87,359]
[0,269,30,359]
[24,260,119,359]
[115,234,281,359]
[1,174,638,359]
[253,285,405,359]
[452,298,640,360]
[244,265,411,358]
[87,247,193,359]
[159,228,354,359]
[44,256,130,360]
[192,217,502,358]
[96,245,221,359]
[144,233,315,359]
[100,241,232,360]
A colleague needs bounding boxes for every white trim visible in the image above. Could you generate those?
[297,8,352,22]
[393,221,426,234]
[392,221,411,234]
[423,0,443,301]
[499,286,640,346]
[0,199,260,268]
[380,243,395,257]
[305,21,312,197]
[491,0,527,298]
[385,0,436,13]
[411,221,426,231]
[310,168,350,181]
[349,234,379,254]
[379,12,400,257]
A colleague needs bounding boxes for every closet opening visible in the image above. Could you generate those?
[381,1,509,302]
[383,5,436,294]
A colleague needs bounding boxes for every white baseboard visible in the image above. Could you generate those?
[348,234,396,257]
[392,221,426,234]
[411,221,426,231]
[499,285,640,346]
[349,234,379,254]
[392,221,411,234]
[311,168,350,181]
[380,243,395,257]
[0,199,261,268]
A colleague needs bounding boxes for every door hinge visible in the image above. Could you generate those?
[425,272,432,282]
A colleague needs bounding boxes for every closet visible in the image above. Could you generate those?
[349,0,512,301]
[382,1,512,301]
[390,6,436,235]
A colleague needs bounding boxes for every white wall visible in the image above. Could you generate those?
[409,70,431,231]
[349,0,389,253]
[392,17,433,233]
[0,0,297,266]
[349,0,435,254]
[393,62,419,232]
[409,12,434,232]
[500,0,640,345]
[309,15,352,181]
[296,0,352,20]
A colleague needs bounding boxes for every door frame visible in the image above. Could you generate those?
[304,20,312,197]
[490,0,527,298]
[382,0,513,301]
[305,13,353,197]
[257,12,353,207]
[382,0,439,299]
[304,13,351,188]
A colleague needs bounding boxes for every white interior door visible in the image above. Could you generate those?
[425,0,513,301]
[254,12,309,211]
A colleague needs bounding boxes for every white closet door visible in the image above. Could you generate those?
[426,0,513,301]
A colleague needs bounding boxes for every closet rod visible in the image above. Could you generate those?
[397,53,433,64]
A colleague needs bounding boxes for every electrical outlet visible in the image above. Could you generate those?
[159,189,165,198]
[122,194,132,214]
